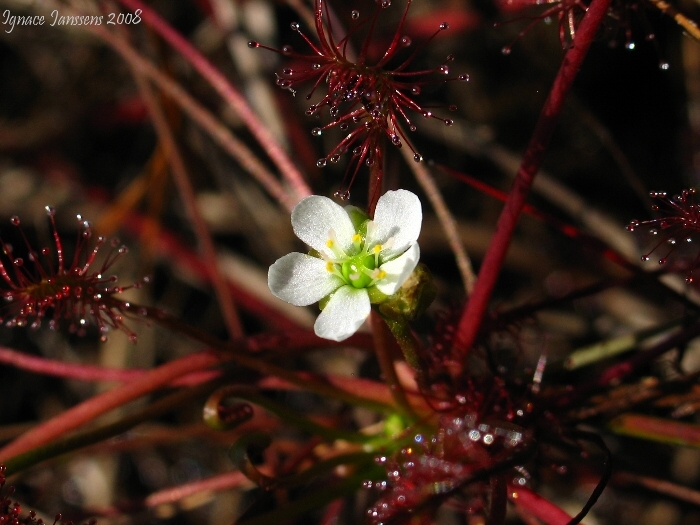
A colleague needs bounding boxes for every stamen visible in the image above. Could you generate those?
[326,228,349,259]
[373,244,382,265]
[326,261,335,273]
[352,233,363,248]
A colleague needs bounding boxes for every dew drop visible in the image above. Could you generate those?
[445,119,453,126]
[687,275,695,283]
[282,68,293,75]
[380,0,391,7]
[351,10,360,19]
[502,46,512,55]
[290,22,300,31]
[440,22,449,30]
[458,74,470,81]
[282,45,293,55]
[659,258,667,265]
[409,125,417,132]
[626,41,636,50]
[411,86,421,95]
[316,158,327,168]
[330,154,341,163]
[439,65,449,75]
[365,157,375,166]
[641,255,650,261]
[352,147,362,156]
[128,334,138,344]
[334,190,350,201]
[312,127,323,136]
[9,216,19,226]
[339,123,348,130]
[13,258,23,267]
[247,41,259,48]
[413,153,423,162]
[659,61,670,70]
[401,36,411,46]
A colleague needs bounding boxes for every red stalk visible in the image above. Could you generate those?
[0,351,221,461]
[114,0,311,203]
[452,0,613,360]
[508,485,574,525]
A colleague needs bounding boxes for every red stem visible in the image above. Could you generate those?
[114,0,311,203]
[0,345,219,386]
[508,484,574,525]
[452,0,613,360]
[0,351,221,461]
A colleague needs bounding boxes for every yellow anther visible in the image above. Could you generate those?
[352,233,362,244]
[373,244,382,254]
[377,270,387,279]
[326,261,335,272]
[326,239,334,248]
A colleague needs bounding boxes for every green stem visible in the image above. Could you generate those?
[381,315,426,382]
[371,311,418,421]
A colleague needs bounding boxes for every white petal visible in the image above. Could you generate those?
[268,253,343,306]
[291,196,356,258]
[367,190,422,260]
[314,286,370,341]
[375,243,420,295]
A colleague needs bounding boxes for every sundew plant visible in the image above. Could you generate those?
[2,0,700,524]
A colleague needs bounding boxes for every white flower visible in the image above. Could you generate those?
[268,190,422,341]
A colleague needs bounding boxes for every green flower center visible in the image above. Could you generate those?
[341,253,377,288]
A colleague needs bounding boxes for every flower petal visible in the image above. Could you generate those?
[375,243,420,296]
[291,196,356,258]
[268,253,343,306]
[367,190,422,261]
[314,286,370,341]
